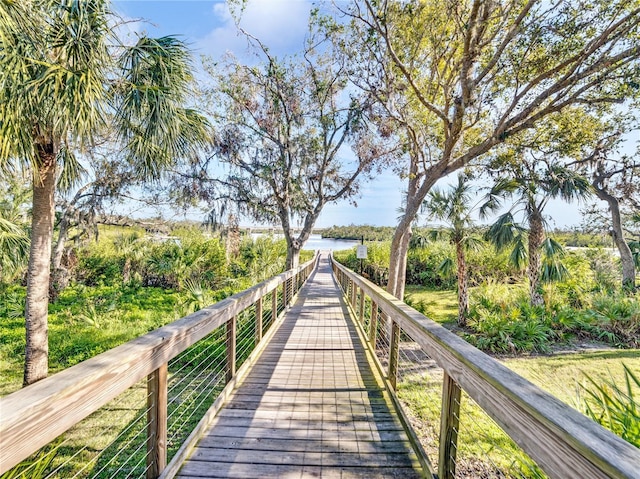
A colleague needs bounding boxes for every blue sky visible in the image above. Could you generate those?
[111,0,597,230]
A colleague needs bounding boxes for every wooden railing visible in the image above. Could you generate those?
[331,258,640,479]
[0,256,317,478]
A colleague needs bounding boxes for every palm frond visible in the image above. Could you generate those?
[438,256,455,276]
[479,178,519,220]
[509,233,527,270]
[485,212,519,251]
[56,146,87,192]
[546,166,591,202]
[541,237,565,258]
[463,235,484,253]
[116,36,210,180]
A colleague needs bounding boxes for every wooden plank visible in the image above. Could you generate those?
[194,436,416,454]
[203,416,405,432]
[186,448,418,467]
[176,463,422,479]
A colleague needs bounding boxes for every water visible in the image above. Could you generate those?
[251,233,359,251]
[303,234,360,251]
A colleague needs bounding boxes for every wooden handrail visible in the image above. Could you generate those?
[331,258,640,479]
[0,256,318,475]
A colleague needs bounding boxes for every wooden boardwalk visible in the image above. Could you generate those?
[176,254,424,479]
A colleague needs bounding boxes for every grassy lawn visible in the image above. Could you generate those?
[404,285,458,325]
[399,349,640,477]
[395,284,640,477]
[0,285,186,396]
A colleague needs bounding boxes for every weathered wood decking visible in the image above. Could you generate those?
[176,254,424,478]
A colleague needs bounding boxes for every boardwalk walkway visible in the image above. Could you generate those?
[176,254,424,478]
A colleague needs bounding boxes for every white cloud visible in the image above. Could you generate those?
[197,0,313,60]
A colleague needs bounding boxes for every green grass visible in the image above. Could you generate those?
[403,285,458,325]
[398,350,640,477]
[1,285,187,396]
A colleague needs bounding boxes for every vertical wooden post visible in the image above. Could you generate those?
[358,292,365,325]
[226,315,237,383]
[388,320,400,390]
[282,281,288,309]
[351,283,357,309]
[369,301,378,346]
[439,372,462,479]
[147,364,167,479]
[255,298,263,344]
[272,289,278,321]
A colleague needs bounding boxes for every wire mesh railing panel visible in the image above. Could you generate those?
[276,287,285,317]
[262,291,275,332]
[453,391,547,479]
[235,306,257,371]
[373,309,392,373]
[7,380,151,479]
[166,325,227,462]
[393,323,551,479]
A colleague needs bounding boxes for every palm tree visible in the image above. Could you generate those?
[114,232,149,284]
[481,162,590,306]
[423,175,481,326]
[0,0,208,385]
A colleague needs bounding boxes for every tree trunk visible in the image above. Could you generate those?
[455,238,469,326]
[123,257,132,283]
[24,151,56,386]
[285,241,301,270]
[49,213,71,301]
[593,184,636,290]
[527,209,545,306]
[51,214,69,272]
[386,153,450,300]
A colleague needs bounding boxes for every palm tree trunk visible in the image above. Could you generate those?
[24,152,56,386]
[455,238,469,326]
[592,184,635,290]
[528,210,545,306]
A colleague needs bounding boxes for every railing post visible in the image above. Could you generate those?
[439,372,462,479]
[388,320,400,390]
[147,364,167,479]
[226,315,237,382]
[369,301,378,346]
[282,281,288,309]
[358,292,365,325]
[350,283,357,309]
[272,288,278,322]
[255,298,263,344]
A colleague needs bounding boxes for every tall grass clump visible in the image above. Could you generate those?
[579,364,640,448]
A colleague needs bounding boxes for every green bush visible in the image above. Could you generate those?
[466,289,555,354]
[406,241,456,288]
